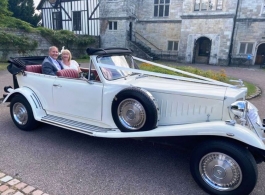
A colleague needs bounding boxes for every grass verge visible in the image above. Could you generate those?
[75,58,90,63]
[244,81,256,97]
[0,62,8,71]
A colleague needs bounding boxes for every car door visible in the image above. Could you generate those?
[51,77,103,121]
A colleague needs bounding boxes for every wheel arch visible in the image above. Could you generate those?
[187,135,265,164]
[3,88,46,120]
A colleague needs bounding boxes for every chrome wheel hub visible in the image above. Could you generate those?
[118,98,146,130]
[199,152,242,191]
[12,102,28,125]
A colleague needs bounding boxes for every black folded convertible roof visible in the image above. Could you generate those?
[86,47,132,56]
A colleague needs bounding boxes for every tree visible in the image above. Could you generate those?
[0,0,12,17]
[8,0,41,27]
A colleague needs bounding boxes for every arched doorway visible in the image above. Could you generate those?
[193,37,211,64]
[255,43,265,65]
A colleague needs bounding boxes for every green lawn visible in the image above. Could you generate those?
[75,58,90,63]
[0,62,8,71]
[244,81,256,97]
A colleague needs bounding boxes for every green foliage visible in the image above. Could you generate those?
[0,32,38,54]
[243,81,256,97]
[79,55,90,59]
[0,62,8,71]
[0,0,12,17]
[38,27,95,49]
[0,16,35,32]
[8,0,41,27]
[139,63,228,82]
[176,66,227,82]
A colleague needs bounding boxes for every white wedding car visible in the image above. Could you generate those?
[2,48,265,195]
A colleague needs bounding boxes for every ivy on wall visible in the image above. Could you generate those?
[0,32,38,54]
[38,27,95,49]
[0,16,96,59]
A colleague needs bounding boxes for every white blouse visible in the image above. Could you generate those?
[61,60,79,71]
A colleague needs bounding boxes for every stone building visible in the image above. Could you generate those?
[99,0,265,66]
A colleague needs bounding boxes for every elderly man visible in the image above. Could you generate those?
[42,46,63,75]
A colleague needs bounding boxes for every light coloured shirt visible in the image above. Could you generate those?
[61,60,79,71]
[49,57,62,70]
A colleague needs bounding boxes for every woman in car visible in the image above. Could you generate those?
[60,49,81,73]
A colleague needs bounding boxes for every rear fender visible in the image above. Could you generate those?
[2,87,46,120]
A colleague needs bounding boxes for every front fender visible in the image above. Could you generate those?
[2,87,46,120]
[94,121,265,150]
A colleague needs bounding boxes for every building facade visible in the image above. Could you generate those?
[37,0,100,36]
[38,0,265,66]
[100,0,265,66]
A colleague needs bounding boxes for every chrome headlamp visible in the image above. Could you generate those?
[230,101,247,118]
[229,101,263,133]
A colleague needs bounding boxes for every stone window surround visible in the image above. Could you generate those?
[194,0,223,12]
[108,21,118,31]
[154,0,170,17]
[238,42,254,55]
[167,40,179,51]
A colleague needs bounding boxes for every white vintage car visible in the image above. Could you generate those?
[2,48,265,195]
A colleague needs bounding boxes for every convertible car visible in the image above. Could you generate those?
[2,47,265,195]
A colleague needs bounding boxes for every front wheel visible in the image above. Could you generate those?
[190,140,257,195]
[10,94,39,131]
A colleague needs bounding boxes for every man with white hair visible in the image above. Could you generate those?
[42,46,63,75]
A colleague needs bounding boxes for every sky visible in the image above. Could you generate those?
[34,0,41,7]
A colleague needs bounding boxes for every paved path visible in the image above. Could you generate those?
[0,64,265,195]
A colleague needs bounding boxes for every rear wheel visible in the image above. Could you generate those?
[190,140,257,195]
[10,94,39,131]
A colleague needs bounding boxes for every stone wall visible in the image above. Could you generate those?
[179,18,233,65]
[99,0,132,48]
[97,0,265,66]
[0,28,99,61]
[100,19,129,48]
[134,22,182,51]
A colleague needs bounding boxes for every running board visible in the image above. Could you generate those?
[41,115,113,134]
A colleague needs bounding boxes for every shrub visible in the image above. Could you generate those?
[0,16,35,32]
[0,32,38,54]
[38,27,95,49]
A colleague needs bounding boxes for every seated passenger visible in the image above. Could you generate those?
[60,49,81,73]
[42,46,64,75]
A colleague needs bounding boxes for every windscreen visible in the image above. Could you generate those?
[97,55,138,80]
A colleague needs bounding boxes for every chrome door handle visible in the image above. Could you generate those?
[53,84,62,87]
